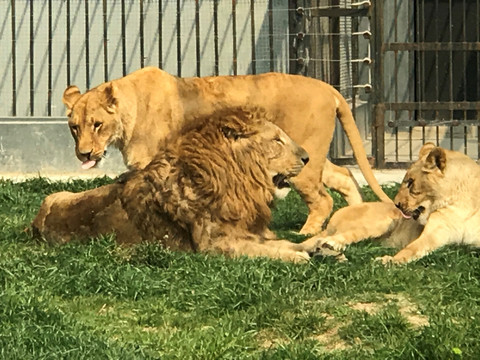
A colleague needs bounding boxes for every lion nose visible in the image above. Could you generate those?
[395,203,402,210]
[79,150,92,160]
[302,156,309,165]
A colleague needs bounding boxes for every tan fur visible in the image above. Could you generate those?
[33,108,337,262]
[302,202,424,258]
[306,143,480,264]
[62,67,390,235]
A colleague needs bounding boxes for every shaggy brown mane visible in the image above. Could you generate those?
[123,107,276,239]
[32,106,331,262]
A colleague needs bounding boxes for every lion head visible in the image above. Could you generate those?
[178,107,309,207]
[62,83,123,169]
[394,142,480,225]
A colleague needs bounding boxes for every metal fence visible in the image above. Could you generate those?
[372,0,480,166]
[0,0,293,173]
[0,0,479,173]
[0,0,291,120]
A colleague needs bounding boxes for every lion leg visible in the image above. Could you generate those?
[31,184,140,244]
[379,213,460,265]
[293,174,333,235]
[315,202,400,251]
[214,238,311,263]
[323,160,363,205]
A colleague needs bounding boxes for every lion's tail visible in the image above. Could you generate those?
[333,88,392,203]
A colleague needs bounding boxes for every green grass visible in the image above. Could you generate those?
[1,178,479,359]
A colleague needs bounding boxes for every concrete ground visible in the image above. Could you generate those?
[349,167,405,186]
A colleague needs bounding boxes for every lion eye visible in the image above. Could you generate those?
[70,125,79,133]
[274,136,284,144]
[94,121,103,130]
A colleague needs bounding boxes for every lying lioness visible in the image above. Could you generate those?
[32,107,339,262]
[310,143,480,264]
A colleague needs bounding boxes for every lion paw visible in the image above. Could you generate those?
[293,251,311,263]
[375,255,406,265]
[318,238,346,252]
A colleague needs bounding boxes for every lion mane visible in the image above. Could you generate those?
[32,107,328,262]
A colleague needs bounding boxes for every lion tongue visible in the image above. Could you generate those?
[81,160,97,170]
[400,211,412,219]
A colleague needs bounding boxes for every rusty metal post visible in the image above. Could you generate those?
[370,0,385,168]
[288,0,308,75]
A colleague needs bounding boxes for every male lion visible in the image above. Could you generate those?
[62,67,391,235]
[309,143,480,264]
[32,107,336,262]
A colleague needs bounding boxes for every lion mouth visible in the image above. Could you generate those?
[80,150,107,170]
[396,204,425,220]
[272,174,291,189]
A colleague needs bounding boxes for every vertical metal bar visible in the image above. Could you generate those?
[85,0,90,89]
[29,0,34,115]
[371,0,385,167]
[394,0,399,161]
[420,0,425,110]
[121,0,127,76]
[176,0,181,76]
[288,0,297,74]
[288,0,298,74]
[329,0,340,87]
[309,0,318,79]
[66,0,71,86]
[351,15,358,120]
[463,0,467,153]
[159,0,163,69]
[195,0,201,76]
[232,0,237,75]
[10,0,16,116]
[268,0,274,72]
[140,0,144,68]
[449,0,453,150]
[435,0,439,122]
[213,0,219,75]
[250,0,256,74]
[414,0,420,122]
[48,0,52,116]
[102,0,108,81]
[477,0,480,159]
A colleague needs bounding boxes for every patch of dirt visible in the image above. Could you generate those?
[312,324,353,351]
[308,293,428,353]
[257,329,288,349]
[349,302,382,314]
[347,294,429,329]
[385,293,430,328]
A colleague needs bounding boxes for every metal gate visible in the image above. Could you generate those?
[288,0,375,166]
[372,0,480,167]
[290,0,480,168]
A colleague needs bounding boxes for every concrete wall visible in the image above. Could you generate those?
[0,0,289,176]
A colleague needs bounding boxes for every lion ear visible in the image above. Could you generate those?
[422,147,447,173]
[418,142,437,159]
[103,83,118,114]
[62,85,82,115]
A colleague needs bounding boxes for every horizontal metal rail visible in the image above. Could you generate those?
[0,117,67,125]
[384,42,480,51]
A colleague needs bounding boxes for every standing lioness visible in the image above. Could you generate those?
[62,67,390,234]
